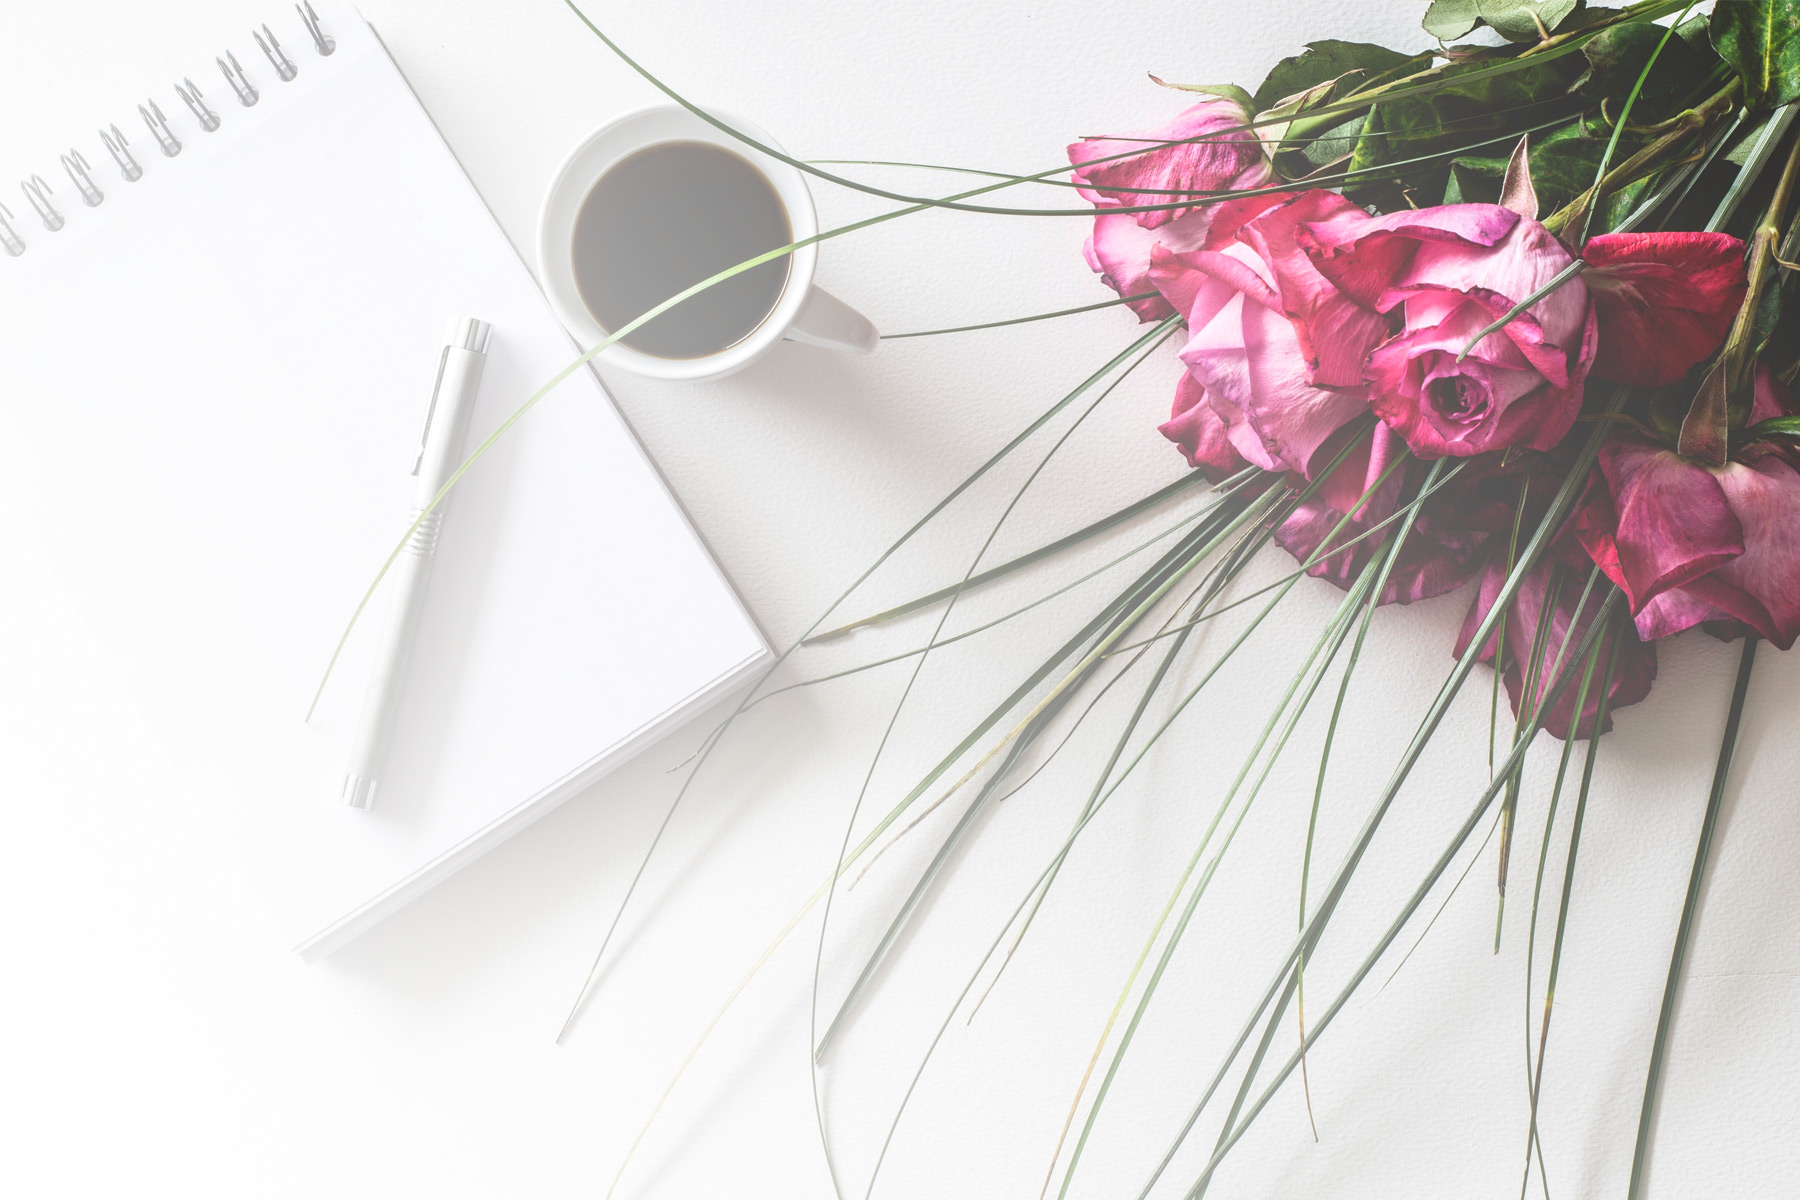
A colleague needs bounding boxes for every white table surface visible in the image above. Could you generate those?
[3,3,1797,1197]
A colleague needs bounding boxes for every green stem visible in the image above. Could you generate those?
[1627,636,1759,1200]
[1573,3,1696,246]
[807,470,1229,641]
[881,293,1160,338]
[1519,626,1620,1200]
[1172,594,1625,1200]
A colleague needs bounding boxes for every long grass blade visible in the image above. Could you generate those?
[813,487,1274,1061]
[1627,635,1759,1200]
[1055,460,1433,1199]
[1202,468,1445,1192]
[806,322,1183,1187]
[558,316,1179,1046]
[1572,4,1695,245]
[1132,395,1626,1197]
[1519,629,1616,1199]
[759,482,1253,707]
[881,293,1159,337]
[564,0,1635,220]
[808,470,1229,642]
[1170,593,1624,1200]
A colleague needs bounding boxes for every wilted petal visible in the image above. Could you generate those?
[1234,190,1391,388]
[1276,428,1491,605]
[1178,284,1367,478]
[1365,301,1592,457]
[1298,203,1521,308]
[1084,209,1211,320]
[1391,216,1587,351]
[1750,360,1795,425]
[1457,552,1656,739]
[1596,438,1743,610]
[1707,454,1800,650]
[1157,371,1247,480]
[1582,232,1748,388]
[1068,97,1274,229]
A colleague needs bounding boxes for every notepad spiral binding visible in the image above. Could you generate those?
[0,2,337,259]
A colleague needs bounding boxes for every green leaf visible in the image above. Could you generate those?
[1743,413,1800,438]
[1425,0,1483,40]
[1252,39,1416,111]
[1675,11,1714,54]
[1444,156,1501,203]
[1573,17,1719,118]
[1428,0,1587,43]
[1711,0,1800,109]
[1342,55,1586,207]
[1481,0,1587,42]
[1752,266,1784,355]
[1298,113,1368,170]
[1149,78,1257,113]
[1442,114,1646,219]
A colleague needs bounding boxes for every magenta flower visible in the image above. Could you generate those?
[1455,531,1658,740]
[1070,96,1277,321]
[1298,204,1597,459]
[1575,368,1800,650]
[1153,189,1389,481]
[1271,424,1501,605]
[1582,232,1748,388]
[1084,210,1211,321]
[1069,96,1274,228]
[1158,370,1249,480]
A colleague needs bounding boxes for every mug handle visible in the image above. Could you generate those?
[785,284,879,354]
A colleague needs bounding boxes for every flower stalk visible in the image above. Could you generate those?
[1680,123,1800,463]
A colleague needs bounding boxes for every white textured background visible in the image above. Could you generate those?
[2,2,1796,1198]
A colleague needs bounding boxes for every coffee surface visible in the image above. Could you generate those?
[572,141,792,360]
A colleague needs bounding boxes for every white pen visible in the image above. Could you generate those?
[342,316,493,810]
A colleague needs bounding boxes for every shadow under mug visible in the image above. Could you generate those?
[537,105,878,382]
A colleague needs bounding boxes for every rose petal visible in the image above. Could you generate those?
[1386,216,1586,350]
[1582,232,1748,388]
[1365,303,1593,457]
[1457,552,1656,739]
[1277,431,1490,605]
[1157,371,1247,480]
[1751,360,1795,425]
[1183,289,1369,477]
[1596,438,1743,610]
[1084,209,1212,320]
[1234,191,1392,389]
[1298,203,1522,308]
[1068,98,1274,229]
[1707,455,1800,649]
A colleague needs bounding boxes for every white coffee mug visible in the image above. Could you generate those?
[538,104,878,382]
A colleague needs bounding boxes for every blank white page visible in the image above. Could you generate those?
[0,8,768,957]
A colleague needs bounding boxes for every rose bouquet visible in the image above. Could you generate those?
[325,0,1800,1195]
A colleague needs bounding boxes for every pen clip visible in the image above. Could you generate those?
[412,346,452,476]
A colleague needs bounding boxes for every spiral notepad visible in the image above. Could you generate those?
[0,5,769,958]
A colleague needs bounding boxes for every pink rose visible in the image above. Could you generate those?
[1153,189,1389,481]
[1069,96,1277,321]
[1271,423,1499,605]
[1158,370,1249,480]
[1298,204,1598,460]
[1574,367,1800,650]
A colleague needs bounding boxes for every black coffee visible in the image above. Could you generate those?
[572,141,792,360]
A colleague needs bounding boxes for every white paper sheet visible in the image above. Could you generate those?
[0,8,768,957]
